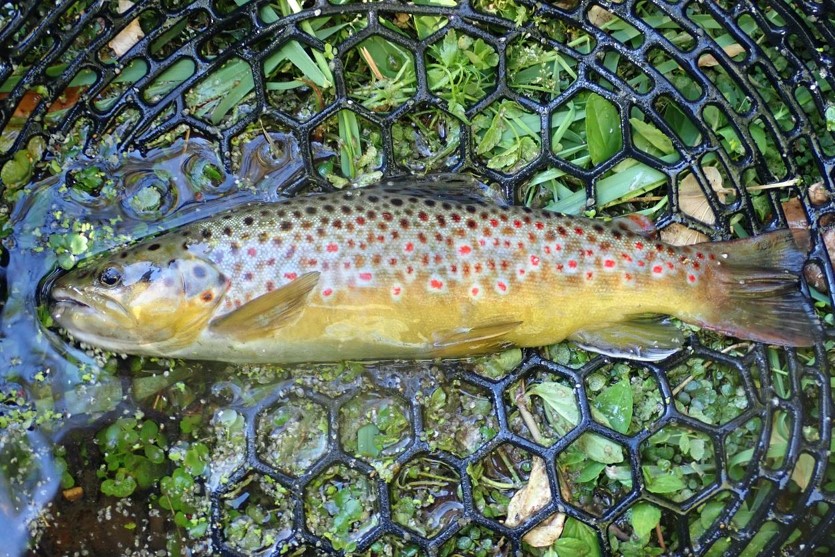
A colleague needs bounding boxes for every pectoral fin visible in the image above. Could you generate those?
[568,318,684,361]
[430,321,522,358]
[210,272,320,340]
[612,214,657,238]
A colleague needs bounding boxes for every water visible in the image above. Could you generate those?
[0,131,319,556]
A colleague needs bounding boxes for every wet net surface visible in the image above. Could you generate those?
[1,0,835,555]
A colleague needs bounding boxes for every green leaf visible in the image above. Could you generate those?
[477,112,504,155]
[630,502,661,539]
[357,424,381,457]
[826,105,835,132]
[528,382,579,427]
[689,437,706,461]
[593,381,633,434]
[579,433,624,464]
[1,150,32,189]
[585,93,622,165]
[562,518,602,557]
[576,461,606,483]
[101,474,137,498]
[630,118,675,155]
[644,470,685,494]
[553,537,592,556]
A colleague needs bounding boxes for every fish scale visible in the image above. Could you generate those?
[49,179,822,364]
[194,186,703,313]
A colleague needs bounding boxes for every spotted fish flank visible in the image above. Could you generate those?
[49,176,823,364]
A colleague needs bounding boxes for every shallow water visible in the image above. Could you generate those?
[0,131,319,555]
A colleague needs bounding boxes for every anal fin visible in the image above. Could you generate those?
[568,318,684,362]
[210,272,320,340]
[430,321,522,358]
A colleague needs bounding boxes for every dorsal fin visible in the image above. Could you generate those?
[362,173,509,207]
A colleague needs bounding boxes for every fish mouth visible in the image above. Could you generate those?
[50,286,131,320]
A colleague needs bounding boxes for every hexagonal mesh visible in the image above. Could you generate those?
[1,0,834,555]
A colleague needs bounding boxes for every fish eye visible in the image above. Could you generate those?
[98,266,122,287]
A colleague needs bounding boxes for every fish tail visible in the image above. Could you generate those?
[696,229,823,347]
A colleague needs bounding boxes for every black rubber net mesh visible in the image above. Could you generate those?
[1,0,834,556]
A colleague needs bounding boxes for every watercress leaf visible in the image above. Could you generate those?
[644,471,685,494]
[576,461,606,483]
[357,423,381,457]
[593,380,633,434]
[630,502,661,539]
[553,538,592,555]
[579,433,624,464]
[585,93,622,165]
[529,382,579,426]
[689,437,706,461]
[562,518,602,557]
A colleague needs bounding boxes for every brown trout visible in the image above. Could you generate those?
[49,175,822,363]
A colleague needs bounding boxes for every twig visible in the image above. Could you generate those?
[514,381,548,446]
[360,46,384,81]
[656,522,667,551]
[671,374,694,397]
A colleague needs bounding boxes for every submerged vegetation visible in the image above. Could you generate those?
[0,0,833,555]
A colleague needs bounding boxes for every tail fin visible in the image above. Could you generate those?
[697,230,823,347]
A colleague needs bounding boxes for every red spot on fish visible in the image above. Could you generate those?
[474,263,483,273]
[382,212,393,222]
[513,219,522,228]
[586,271,593,280]
[621,253,632,262]
[433,254,443,264]
[666,262,674,270]
[517,242,526,250]
[347,239,356,248]
[568,260,578,269]
[497,281,507,292]
[418,233,428,243]
[479,239,487,247]
[407,266,414,274]
[200,291,213,302]
[688,274,696,283]
[530,255,540,266]
[266,258,276,266]
[693,262,701,269]
[625,273,633,281]
[709,253,716,261]
[518,268,526,276]
[697,252,705,259]
[652,265,663,274]
[392,286,402,296]
[604,259,615,268]
[535,221,544,230]
[585,249,594,257]
[574,227,584,235]
[265,281,275,292]
[555,243,563,251]
[377,235,385,243]
[655,244,664,251]
[490,218,499,227]
[323,288,333,297]
[389,257,398,265]
[418,211,429,221]
[247,247,257,257]
[556,263,564,271]
[471,286,480,296]
[243,272,253,281]
[450,264,458,273]
[636,241,644,250]
[544,246,551,255]
[343,261,351,269]
[307,258,318,266]
[452,213,462,222]
[284,272,297,280]
[558,226,567,236]
[327,243,339,253]
[501,260,510,270]
[430,278,443,290]
[638,260,645,267]
[359,272,373,281]
[405,242,414,252]
[356,216,366,225]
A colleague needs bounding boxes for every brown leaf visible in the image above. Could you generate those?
[588,6,614,27]
[698,44,746,67]
[504,457,566,547]
[677,167,726,225]
[108,1,144,57]
[660,223,710,247]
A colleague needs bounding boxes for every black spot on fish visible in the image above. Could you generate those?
[323,204,335,212]
[465,205,477,213]
[119,252,128,259]
[193,265,207,279]
[522,206,533,213]
[593,224,605,233]
[148,243,161,251]
[292,210,302,218]
[260,210,270,217]
[243,216,254,226]
[277,210,286,218]
[391,198,403,207]
[367,195,379,203]
[280,221,292,231]
[223,226,232,236]
[201,229,212,239]
[305,206,317,215]
[442,202,452,210]
[424,199,436,207]
[341,205,352,214]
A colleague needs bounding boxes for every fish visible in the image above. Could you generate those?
[48,175,823,364]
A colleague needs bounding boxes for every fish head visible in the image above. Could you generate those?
[49,240,229,353]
